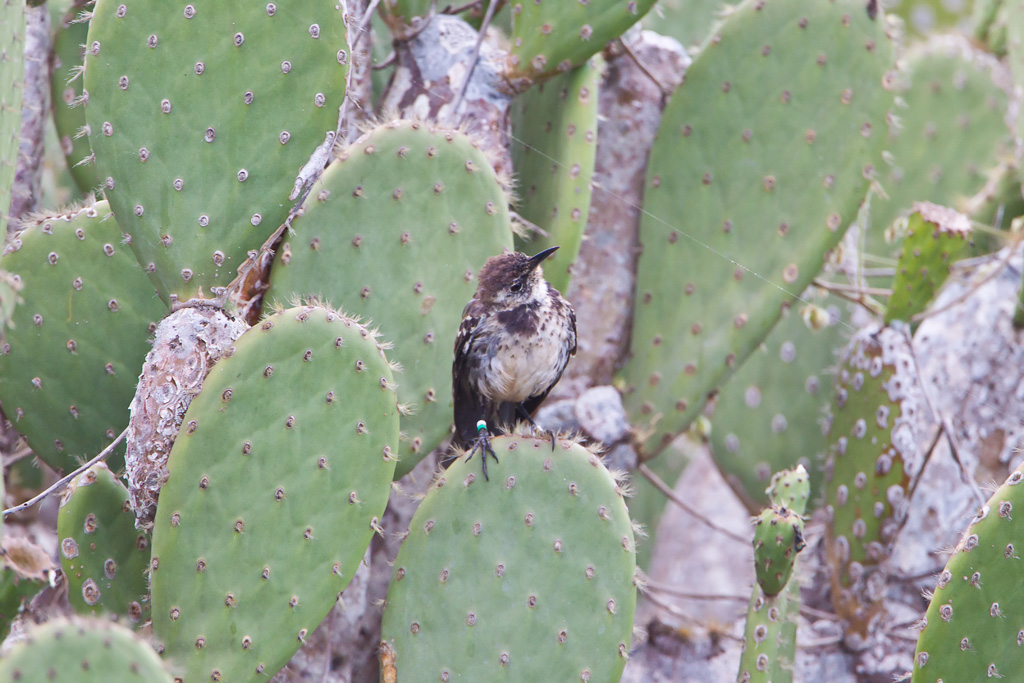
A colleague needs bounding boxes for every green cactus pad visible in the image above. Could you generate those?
[265,120,513,477]
[58,462,151,627]
[642,0,723,49]
[737,466,809,683]
[620,0,894,457]
[911,465,1024,681]
[752,506,804,597]
[150,303,399,682]
[0,201,166,473]
[381,434,636,683]
[824,324,926,639]
[884,202,971,328]
[505,0,654,88]
[511,57,600,293]
[709,291,843,511]
[0,617,171,682]
[0,0,25,233]
[83,0,351,302]
[737,579,799,683]
[767,464,811,515]
[51,8,100,194]
[868,36,1011,258]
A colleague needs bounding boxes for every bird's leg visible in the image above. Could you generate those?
[465,420,498,481]
[515,404,556,451]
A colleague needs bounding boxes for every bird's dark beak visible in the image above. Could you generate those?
[527,246,559,270]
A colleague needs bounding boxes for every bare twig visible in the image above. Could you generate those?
[619,38,672,99]
[447,0,498,120]
[3,427,129,518]
[644,579,748,603]
[637,463,749,544]
[810,279,885,317]
[811,278,891,297]
[353,0,383,49]
[912,231,1022,323]
[373,51,396,69]
[441,0,483,14]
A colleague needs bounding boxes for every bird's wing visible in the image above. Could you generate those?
[452,301,489,448]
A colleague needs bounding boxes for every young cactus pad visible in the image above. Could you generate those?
[884,202,971,327]
[511,57,601,293]
[58,462,151,627]
[737,466,809,683]
[767,464,811,515]
[265,120,513,477]
[149,303,399,682]
[824,324,927,640]
[505,0,654,88]
[911,466,1024,681]
[83,0,351,302]
[621,0,894,457]
[752,505,805,597]
[0,617,172,682]
[380,434,636,683]
[0,201,165,472]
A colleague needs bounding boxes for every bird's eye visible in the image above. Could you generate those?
[510,282,523,293]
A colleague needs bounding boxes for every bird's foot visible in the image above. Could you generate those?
[465,420,499,481]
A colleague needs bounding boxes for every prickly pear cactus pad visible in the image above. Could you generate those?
[0,201,165,473]
[752,505,804,598]
[505,0,654,88]
[0,617,172,682]
[737,578,799,683]
[767,464,811,515]
[511,57,600,293]
[884,202,971,327]
[737,467,809,683]
[823,324,927,641]
[83,0,350,302]
[51,9,99,194]
[381,435,636,682]
[911,466,1024,682]
[58,462,151,626]
[868,36,1011,257]
[265,120,513,477]
[149,303,399,682]
[709,291,843,511]
[642,0,723,50]
[621,0,894,457]
[0,0,25,233]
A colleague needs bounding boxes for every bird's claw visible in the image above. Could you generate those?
[465,421,499,481]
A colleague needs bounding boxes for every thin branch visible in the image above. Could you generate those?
[811,278,891,297]
[811,279,885,317]
[447,0,498,119]
[510,210,549,238]
[637,463,749,545]
[644,579,748,603]
[441,0,482,13]
[353,0,383,49]
[3,427,128,518]
[373,51,396,70]
[619,38,671,99]
[911,234,1019,323]
[939,416,988,507]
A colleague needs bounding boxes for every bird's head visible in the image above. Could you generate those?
[475,246,559,308]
